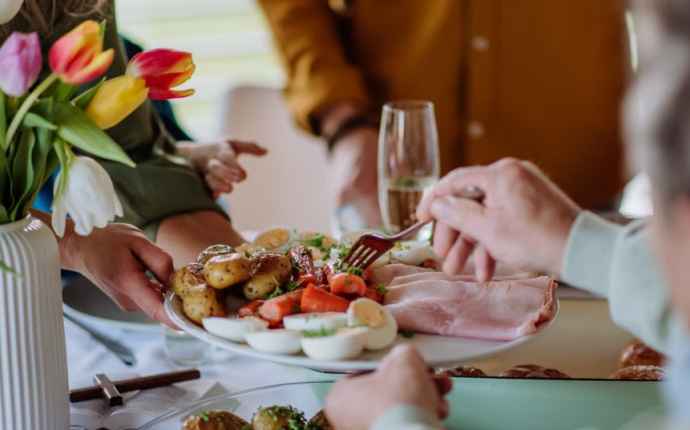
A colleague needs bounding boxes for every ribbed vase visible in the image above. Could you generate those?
[0,216,69,430]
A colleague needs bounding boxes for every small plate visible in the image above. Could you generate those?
[63,276,160,333]
[165,293,558,373]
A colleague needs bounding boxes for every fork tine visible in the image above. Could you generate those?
[362,250,383,269]
[352,248,374,269]
[345,242,366,265]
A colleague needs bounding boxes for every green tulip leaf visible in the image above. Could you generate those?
[72,78,105,110]
[10,130,35,219]
[53,102,135,167]
[23,112,58,130]
[53,81,76,102]
[53,138,71,201]
[0,92,6,150]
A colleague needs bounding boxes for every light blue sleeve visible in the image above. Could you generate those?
[371,405,443,430]
[561,211,678,352]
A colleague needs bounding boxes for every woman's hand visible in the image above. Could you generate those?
[325,345,451,430]
[177,140,267,197]
[417,158,582,280]
[60,222,176,327]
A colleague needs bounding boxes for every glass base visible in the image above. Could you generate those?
[163,328,211,367]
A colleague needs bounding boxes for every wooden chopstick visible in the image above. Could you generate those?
[69,369,201,403]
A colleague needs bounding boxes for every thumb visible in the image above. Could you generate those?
[429,195,487,237]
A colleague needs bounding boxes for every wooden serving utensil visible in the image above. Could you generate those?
[69,369,201,405]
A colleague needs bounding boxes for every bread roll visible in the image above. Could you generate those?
[610,365,665,381]
[619,340,665,368]
[500,364,570,379]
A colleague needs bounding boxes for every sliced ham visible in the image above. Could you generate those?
[383,270,556,341]
[367,264,433,286]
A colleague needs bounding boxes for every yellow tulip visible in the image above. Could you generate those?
[85,75,149,129]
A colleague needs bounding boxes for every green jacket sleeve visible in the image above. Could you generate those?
[561,211,679,352]
[372,405,443,430]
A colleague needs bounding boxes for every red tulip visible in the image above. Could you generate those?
[0,32,42,96]
[127,49,195,100]
[49,20,114,85]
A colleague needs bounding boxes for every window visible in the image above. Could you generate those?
[116,0,284,139]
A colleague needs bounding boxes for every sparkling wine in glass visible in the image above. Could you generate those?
[378,101,440,238]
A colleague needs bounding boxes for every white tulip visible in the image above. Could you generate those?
[0,0,23,25]
[51,156,123,237]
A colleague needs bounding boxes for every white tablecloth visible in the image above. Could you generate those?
[66,319,326,429]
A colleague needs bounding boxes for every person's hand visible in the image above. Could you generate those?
[325,345,452,430]
[177,140,267,198]
[331,127,382,227]
[417,158,582,280]
[60,223,176,327]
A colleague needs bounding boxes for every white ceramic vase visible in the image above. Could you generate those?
[0,216,69,430]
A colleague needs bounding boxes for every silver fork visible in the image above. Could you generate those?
[343,185,485,271]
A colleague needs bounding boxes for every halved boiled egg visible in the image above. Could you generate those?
[347,298,398,350]
[245,329,302,355]
[301,327,369,361]
[202,316,268,342]
[252,228,294,252]
[283,312,347,332]
[391,241,437,266]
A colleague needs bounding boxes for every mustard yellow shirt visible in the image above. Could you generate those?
[258,0,630,208]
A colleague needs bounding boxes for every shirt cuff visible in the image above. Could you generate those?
[561,211,624,297]
[372,405,443,430]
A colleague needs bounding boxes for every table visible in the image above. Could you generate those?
[67,297,634,428]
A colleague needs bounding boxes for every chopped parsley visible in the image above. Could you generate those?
[285,280,300,292]
[197,411,209,422]
[376,284,388,296]
[400,330,416,338]
[302,327,337,338]
[267,285,285,299]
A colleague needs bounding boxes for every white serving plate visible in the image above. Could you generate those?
[165,293,558,373]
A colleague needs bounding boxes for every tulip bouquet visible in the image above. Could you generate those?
[0,20,195,236]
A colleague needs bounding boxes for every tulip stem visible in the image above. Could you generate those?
[4,73,59,150]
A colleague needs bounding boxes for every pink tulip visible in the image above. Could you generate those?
[49,21,114,85]
[127,49,195,100]
[0,32,42,97]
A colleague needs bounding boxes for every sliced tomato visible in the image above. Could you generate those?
[329,273,367,296]
[301,284,350,313]
[297,273,318,287]
[258,290,303,325]
[238,299,264,318]
[363,288,384,304]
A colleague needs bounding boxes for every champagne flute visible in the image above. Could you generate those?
[378,101,440,238]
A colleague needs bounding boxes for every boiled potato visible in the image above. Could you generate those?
[235,242,266,257]
[308,410,334,430]
[203,253,254,289]
[197,244,235,265]
[243,254,292,300]
[170,263,205,298]
[182,410,249,430]
[182,284,226,324]
[253,228,292,251]
[251,406,306,430]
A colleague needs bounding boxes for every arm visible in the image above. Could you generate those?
[562,212,677,352]
[30,209,175,326]
[256,0,371,134]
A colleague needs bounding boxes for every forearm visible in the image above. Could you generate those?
[561,211,677,351]
[29,209,81,272]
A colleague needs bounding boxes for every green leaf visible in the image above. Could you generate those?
[23,112,57,130]
[53,102,135,167]
[0,205,8,223]
[72,78,105,110]
[0,259,18,276]
[10,129,35,219]
[0,91,6,150]
[53,81,76,102]
[53,138,71,201]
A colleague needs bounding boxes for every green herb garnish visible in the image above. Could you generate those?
[302,327,337,338]
[400,330,416,338]
[285,280,300,292]
[198,411,209,422]
[376,284,388,296]
[267,286,285,299]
